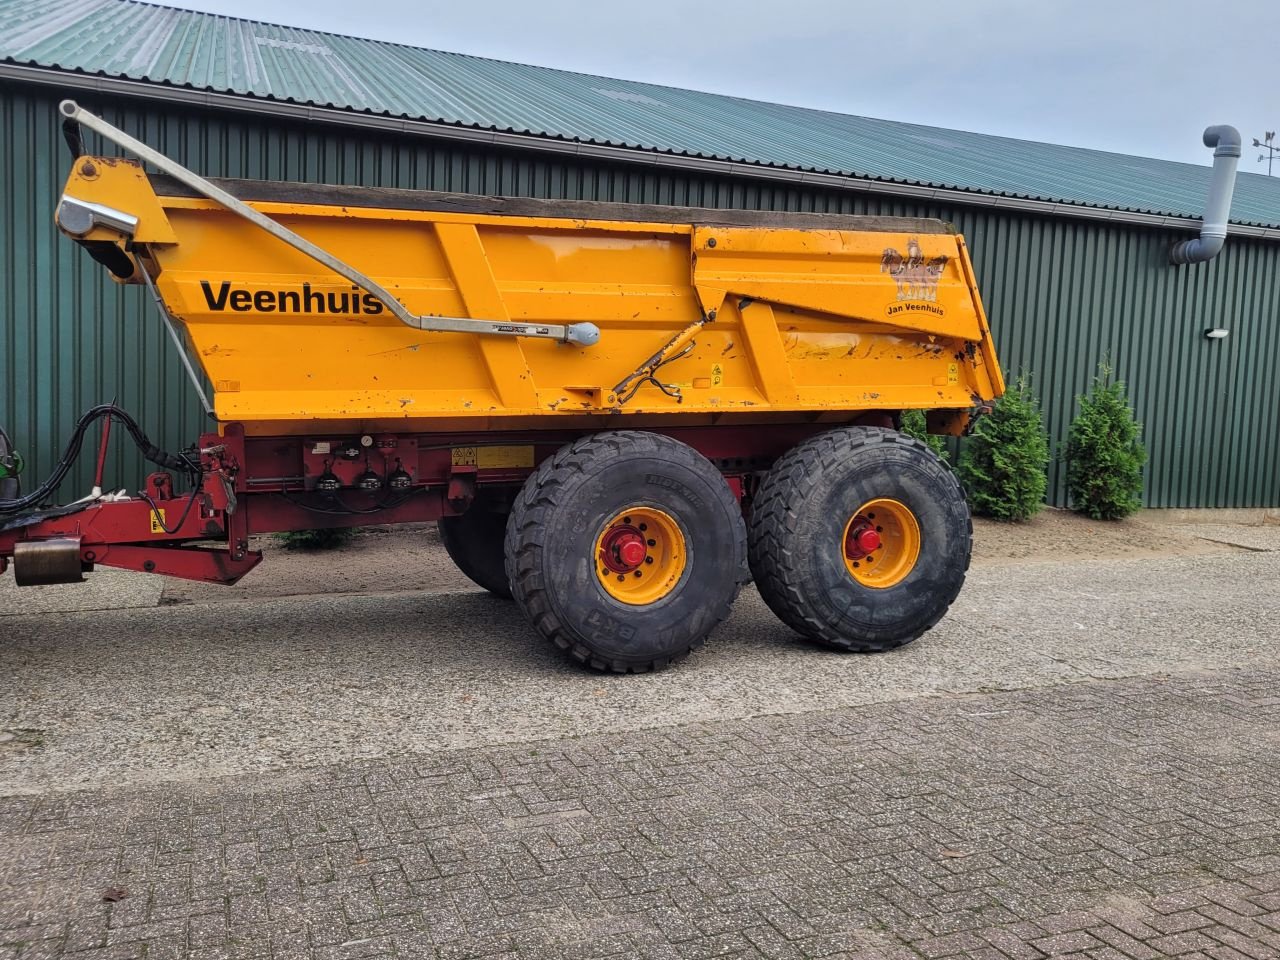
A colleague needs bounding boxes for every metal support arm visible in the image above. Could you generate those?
[58,100,601,346]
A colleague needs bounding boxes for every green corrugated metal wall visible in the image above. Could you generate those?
[3,80,1278,509]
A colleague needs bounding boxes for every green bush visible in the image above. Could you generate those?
[957,378,1049,521]
[1065,370,1146,520]
[274,527,357,551]
[899,409,948,462]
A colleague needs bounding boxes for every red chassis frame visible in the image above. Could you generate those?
[0,418,894,587]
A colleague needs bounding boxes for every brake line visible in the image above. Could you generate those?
[0,404,198,514]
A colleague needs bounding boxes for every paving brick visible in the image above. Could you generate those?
[1147,930,1220,955]
[1030,930,1104,955]
[979,927,1049,960]
[1149,910,1217,935]
[1086,925,1161,960]
[911,931,988,957]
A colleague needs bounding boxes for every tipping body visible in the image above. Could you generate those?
[58,162,1005,434]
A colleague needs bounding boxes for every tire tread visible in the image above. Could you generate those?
[748,426,971,652]
[506,431,746,673]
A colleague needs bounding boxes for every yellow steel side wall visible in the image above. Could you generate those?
[62,164,1004,430]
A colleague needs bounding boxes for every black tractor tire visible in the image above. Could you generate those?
[505,431,748,673]
[438,497,513,599]
[748,426,970,652]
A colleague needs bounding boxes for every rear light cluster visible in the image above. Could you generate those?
[305,434,417,493]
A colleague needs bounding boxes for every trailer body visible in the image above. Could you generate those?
[62,161,1001,431]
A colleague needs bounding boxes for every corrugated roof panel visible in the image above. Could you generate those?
[4,0,1280,228]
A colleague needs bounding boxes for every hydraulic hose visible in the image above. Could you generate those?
[0,404,199,514]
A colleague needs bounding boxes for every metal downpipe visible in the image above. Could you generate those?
[1170,125,1241,265]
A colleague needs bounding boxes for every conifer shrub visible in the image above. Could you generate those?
[1065,369,1146,520]
[957,378,1049,521]
[899,409,949,462]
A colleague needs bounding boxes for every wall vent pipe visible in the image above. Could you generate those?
[1170,125,1241,264]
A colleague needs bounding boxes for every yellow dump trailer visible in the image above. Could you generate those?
[0,101,1005,673]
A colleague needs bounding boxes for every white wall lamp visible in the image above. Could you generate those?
[1204,328,1230,340]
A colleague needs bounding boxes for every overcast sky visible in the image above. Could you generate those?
[153,0,1275,170]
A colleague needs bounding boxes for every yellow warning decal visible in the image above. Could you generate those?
[711,363,724,386]
[947,362,959,384]
[451,446,535,469]
[149,508,167,534]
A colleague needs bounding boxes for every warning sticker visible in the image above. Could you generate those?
[149,508,167,534]
[451,446,535,469]
[711,363,724,386]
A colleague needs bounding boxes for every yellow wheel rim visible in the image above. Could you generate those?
[595,506,687,605]
[842,497,921,589]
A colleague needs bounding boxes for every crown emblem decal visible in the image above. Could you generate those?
[881,238,948,303]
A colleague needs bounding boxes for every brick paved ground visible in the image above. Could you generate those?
[4,668,1280,959]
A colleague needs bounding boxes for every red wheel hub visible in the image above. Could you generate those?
[600,526,647,572]
[844,521,881,559]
